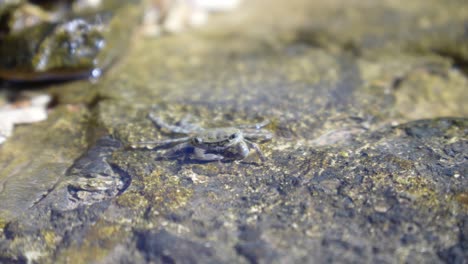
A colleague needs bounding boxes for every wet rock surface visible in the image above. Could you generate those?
[0,0,142,81]
[0,0,467,263]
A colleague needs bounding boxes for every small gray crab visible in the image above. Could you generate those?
[131,113,273,162]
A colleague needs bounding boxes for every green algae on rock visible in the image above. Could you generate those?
[0,0,142,81]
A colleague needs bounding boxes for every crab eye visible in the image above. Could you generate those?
[229,133,237,140]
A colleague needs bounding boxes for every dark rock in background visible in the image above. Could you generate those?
[0,0,141,81]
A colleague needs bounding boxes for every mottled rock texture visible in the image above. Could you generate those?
[0,0,467,263]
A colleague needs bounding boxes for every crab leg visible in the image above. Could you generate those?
[178,114,204,132]
[244,130,273,142]
[245,139,266,162]
[131,137,190,149]
[148,113,199,134]
[193,148,225,161]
